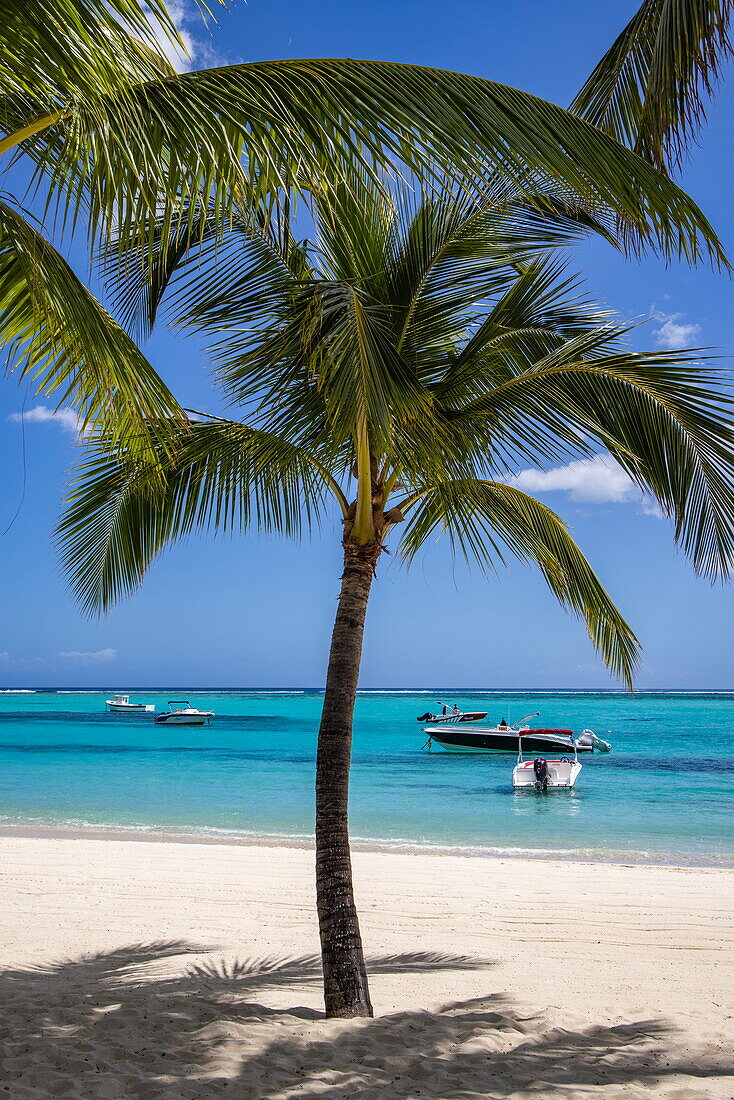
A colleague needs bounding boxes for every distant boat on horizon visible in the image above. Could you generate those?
[106,693,155,714]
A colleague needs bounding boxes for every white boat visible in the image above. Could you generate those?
[106,693,155,713]
[154,700,215,726]
[416,706,489,724]
[423,711,611,753]
[512,734,581,790]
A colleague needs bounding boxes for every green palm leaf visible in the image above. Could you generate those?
[442,340,734,575]
[0,197,182,446]
[0,0,183,112]
[57,417,341,614]
[571,0,733,171]
[58,177,734,686]
[399,479,640,688]
[7,58,727,266]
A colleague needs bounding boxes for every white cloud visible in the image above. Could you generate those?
[56,648,118,664]
[9,406,81,434]
[653,313,701,350]
[503,453,665,518]
[504,454,639,504]
[639,499,665,518]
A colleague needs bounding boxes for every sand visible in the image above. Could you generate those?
[0,834,731,1099]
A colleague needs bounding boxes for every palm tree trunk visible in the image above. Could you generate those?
[315,538,379,1018]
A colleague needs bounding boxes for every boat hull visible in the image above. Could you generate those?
[418,711,489,724]
[154,714,213,726]
[424,727,593,753]
[513,759,582,788]
[106,702,155,713]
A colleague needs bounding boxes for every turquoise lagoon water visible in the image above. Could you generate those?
[0,690,732,865]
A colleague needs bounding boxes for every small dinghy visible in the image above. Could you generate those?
[416,701,488,724]
[512,733,581,791]
[106,693,155,713]
[154,701,215,726]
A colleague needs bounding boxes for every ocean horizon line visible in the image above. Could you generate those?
[2,686,734,695]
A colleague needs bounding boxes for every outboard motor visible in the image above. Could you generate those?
[417,712,433,722]
[533,758,549,791]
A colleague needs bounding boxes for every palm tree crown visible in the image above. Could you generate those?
[2,0,730,457]
[60,176,734,674]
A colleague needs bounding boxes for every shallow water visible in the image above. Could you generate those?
[0,690,732,865]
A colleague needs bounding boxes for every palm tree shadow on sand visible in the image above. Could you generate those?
[0,942,730,1098]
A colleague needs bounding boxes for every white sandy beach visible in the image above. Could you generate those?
[0,835,732,1099]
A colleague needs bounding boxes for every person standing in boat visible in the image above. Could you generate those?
[498,717,508,728]
[442,704,448,716]
[452,704,459,716]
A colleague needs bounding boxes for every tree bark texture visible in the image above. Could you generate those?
[315,538,379,1018]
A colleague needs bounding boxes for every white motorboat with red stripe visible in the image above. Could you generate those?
[423,712,610,753]
[512,732,582,790]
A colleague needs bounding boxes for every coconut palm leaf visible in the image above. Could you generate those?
[4,54,728,267]
[57,416,344,615]
[0,197,181,446]
[399,479,640,688]
[389,187,618,374]
[571,0,733,172]
[3,0,731,473]
[101,183,623,457]
[103,202,309,341]
[97,187,507,360]
[105,179,620,347]
[102,181,734,578]
[441,339,734,575]
[0,0,183,111]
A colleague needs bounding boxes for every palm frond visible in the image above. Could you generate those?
[444,345,734,575]
[434,255,612,404]
[122,192,426,451]
[0,0,185,113]
[297,280,427,452]
[0,198,182,447]
[56,418,340,615]
[399,479,640,687]
[390,184,619,367]
[101,201,311,342]
[571,0,733,171]
[10,59,728,266]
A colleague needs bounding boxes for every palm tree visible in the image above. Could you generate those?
[572,0,733,173]
[2,0,732,447]
[57,176,734,1017]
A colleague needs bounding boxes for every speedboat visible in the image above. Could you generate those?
[106,693,155,713]
[416,702,489,724]
[513,735,582,790]
[423,711,611,753]
[154,701,215,726]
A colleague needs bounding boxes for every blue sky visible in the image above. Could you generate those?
[1,0,732,689]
